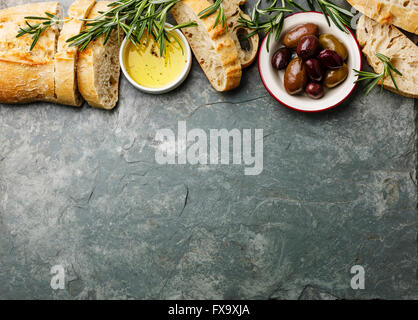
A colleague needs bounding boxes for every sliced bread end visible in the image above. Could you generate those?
[357,14,418,98]
[0,2,62,104]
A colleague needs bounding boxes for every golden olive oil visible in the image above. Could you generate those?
[124,33,186,89]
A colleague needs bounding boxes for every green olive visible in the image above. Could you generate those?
[324,63,348,88]
[319,34,348,60]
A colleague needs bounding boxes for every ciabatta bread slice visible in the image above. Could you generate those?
[54,0,96,106]
[347,0,418,35]
[210,0,259,68]
[356,15,418,98]
[0,2,63,104]
[77,1,121,110]
[171,0,242,91]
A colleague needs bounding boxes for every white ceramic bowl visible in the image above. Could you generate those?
[120,24,192,94]
[258,11,362,112]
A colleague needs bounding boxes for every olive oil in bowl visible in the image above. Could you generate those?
[123,31,188,90]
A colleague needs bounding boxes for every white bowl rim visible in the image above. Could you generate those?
[258,11,363,112]
[119,23,192,94]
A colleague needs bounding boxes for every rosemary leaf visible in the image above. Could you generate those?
[285,0,306,12]
[307,0,315,11]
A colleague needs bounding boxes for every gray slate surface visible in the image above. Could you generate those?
[0,0,417,299]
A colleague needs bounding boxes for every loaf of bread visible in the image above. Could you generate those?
[347,0,418,34]
[172,0,242,91]
[211,0,259,68]
[77,1,120,110]
[54,0,96,106]
[356,15,418,98]
[0,2,63,104]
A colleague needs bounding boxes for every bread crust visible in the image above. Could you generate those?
[347,0,418,35]
[356,15,418,98]
[172,0,242,91]
[0,2,62,104]
[54,0,96,106]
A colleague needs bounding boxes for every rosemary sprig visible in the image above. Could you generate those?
[17,0,197,56]
[353,53,402,95]
[66,0,197,57]
[237,0,353,50]
[198,0,227,30]
[237,0,296,50]
[316,0,353,33]
[16,12,64,51]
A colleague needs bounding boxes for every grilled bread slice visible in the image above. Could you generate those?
[172,0,242,91]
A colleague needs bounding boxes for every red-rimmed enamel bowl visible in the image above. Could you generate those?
[258,11,362,112]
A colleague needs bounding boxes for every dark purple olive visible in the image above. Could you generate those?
[318,49,343,69]
[271,47,291,70]
[305,58,323,82]
[305,82,324,99]
[296,35,320,60]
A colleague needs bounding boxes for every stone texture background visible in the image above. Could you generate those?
[0,0,417,300]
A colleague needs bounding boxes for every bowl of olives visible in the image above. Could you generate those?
[258,12,362,112]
